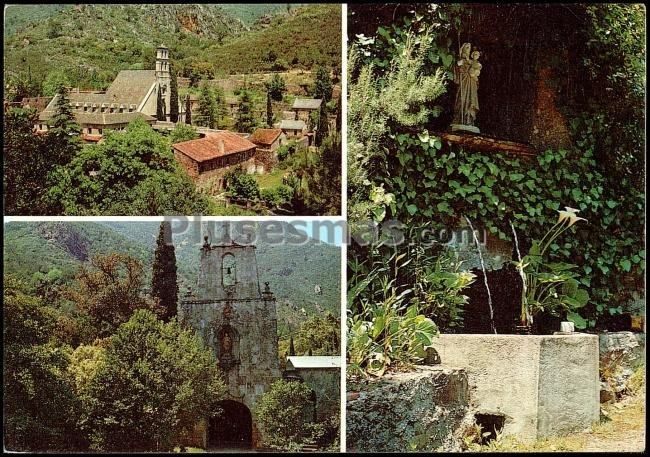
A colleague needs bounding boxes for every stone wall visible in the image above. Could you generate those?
[173,150,257,191]
[174,150,200,178]
[297,368,340,422]
[431,334,600,441]
[347,366,473,452]
[599,331,645,402]
[254,148,277,174]
[179,240,281,448]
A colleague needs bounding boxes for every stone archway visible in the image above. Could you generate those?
[207,400,253,449]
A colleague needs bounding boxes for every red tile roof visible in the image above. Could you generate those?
[249,128,282,146]
[82,133,103,142]
[173,131,256,163]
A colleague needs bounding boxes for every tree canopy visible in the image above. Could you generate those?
[79,310,226,451]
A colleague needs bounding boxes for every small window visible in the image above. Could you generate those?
[98,129,103,135]
[222,253,236,287]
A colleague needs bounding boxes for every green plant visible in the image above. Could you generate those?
[413,247,476,330]
[347,4,644,328]
[514,207,590,328]
[347,246,438,378]
[254,380,314,450]
[347,30,447,227]
[260,184,293,208]
[80,310,226,452]
[225,168,260,200]
[169,123,199,144]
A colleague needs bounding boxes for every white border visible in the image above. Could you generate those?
[340,3,348,452]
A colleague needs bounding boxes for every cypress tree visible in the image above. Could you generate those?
[315,102,329,147]
[265,74,286,128]
[289,336,296,356]
[156,86,165,121]
[335,94,341,132]
[185,94,192,125]
[151,221,179,322]
[266,91,273,127]
[170,67,179,123]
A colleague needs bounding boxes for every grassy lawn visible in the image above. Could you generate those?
[255,168,285,189]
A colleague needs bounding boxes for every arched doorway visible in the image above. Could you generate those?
[207,400,252,449]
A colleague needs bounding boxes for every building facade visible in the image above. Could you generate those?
[37,45,182,141]
[172,131,257,192]
[179,228,281,449]
[249,128,286,173]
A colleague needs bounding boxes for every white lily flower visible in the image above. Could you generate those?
[556,206,587,227]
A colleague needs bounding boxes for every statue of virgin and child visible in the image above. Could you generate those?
[451,42,482,134]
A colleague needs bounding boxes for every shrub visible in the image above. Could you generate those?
[260,185,293,207]
[80,310,226,452]
[348,247,438,378]
[254,380,314,449]
[225,168,260,200]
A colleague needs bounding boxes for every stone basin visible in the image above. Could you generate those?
[431,333,600,441]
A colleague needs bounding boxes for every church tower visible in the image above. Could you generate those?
[179,223,281,448]
[155,45,171,120]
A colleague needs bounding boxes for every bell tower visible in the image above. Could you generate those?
[179,223,281,423]
[155,45,171,120]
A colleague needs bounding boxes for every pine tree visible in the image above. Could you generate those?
[185,94,192,125]
[169,67,179,123]
[47,85,81,167]
[235,90,256,133]
[156,86,165,121]
[151,221,179,322]
[313,66,333,103]
[197,83,217,129]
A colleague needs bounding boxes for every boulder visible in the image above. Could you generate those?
[346,366,472,452]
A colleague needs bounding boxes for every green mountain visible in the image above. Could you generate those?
[3,221,341,332]
[219,4,306,26]
[3,4,70,37]
[202,4,341,74]
[4,4,340,94]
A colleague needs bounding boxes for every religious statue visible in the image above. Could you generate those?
[221,332,232,354]
[451,43,482,134]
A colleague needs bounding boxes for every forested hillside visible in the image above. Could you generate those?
[4,4,341,96]
[4,221,341,332]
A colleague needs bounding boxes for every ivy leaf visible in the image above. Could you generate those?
[510,173,525,181]
[620,259,632,272]
[406,204,418,215]
[606,200,618,208]
[437,202,451,213]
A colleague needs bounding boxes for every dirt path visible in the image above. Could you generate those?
[580,394,645,452]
